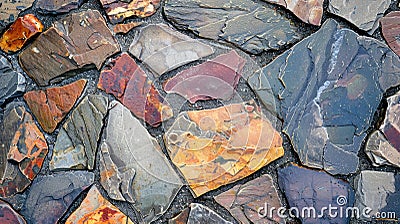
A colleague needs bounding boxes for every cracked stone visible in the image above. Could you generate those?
[0,55,26,107]
[129,24,214,76]
[164,0,301,54]
[0,0,35,33]
[163,50,245,103]
[99,0,160,24]
[24,79,87,133]
[99,101,182,222]
[187,203,232,224]
[215,174,283,224]
[113,22,142,34]
[98,53,173,127]
[19,10,120,86]
[0,199,26,224]
[381,11,400,57]
[164,100,283,197]
[50,94,108,171]
[278,163,355,223]
[35,0,84,14]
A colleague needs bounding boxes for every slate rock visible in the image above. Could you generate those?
[24,79,87,133]
[169,207,189,224]
[35,0,84,14]
[19,10,120,86]
[0,199,26,224]
[99,101,182,222]
[129,24,214,76]
[0,0,35,32]
[114,22,142,34]
[381,11,400,57]
[0,55,26,106]
[20,171,94,224]
[187,203,232,224]
[99,0,160,24]
[164,0,300,54]
[50,94,108,171]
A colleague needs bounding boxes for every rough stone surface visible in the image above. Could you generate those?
[113,22,142,34]
[164,0,301,54]
[99,101,182,222]
[99,0,160,24]
[129,24,214,76]
[0,199,26,224]
[24,79,87,133]
[381,11,400,57]
[169,208,189,224]
[0,55,26,106]
[0,0,35,32]
[19,10,120,86]
[35,0,84,14]
[50,94,108,171]
[187,203,232,224]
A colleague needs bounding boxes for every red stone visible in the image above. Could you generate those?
[381,11,400,57]
[0,200,26,224]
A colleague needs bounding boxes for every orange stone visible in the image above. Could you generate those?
[113,22,142,34]
[0,14,43,53]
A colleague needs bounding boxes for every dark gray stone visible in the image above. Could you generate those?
[187,203,232,224]
[0,56,26,106]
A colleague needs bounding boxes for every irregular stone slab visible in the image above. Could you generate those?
[250,19,400,175]
[215,174,283,223]
[0,103,48,198]
[0,14,43,53]
[164,101,283,197]
[21,171,94,224]
[99,101,182,222]
[35,0,84,14]
[129,24,214,76]
[328,0,390,33]
[114,22,142,34]
[169,208,190,224]
[65,186,134,224]
[0,56,26,106]
[24,79,87,133]
[99,0,160,24]
[0,0,35,32]
[187,203,232,224]
[98,53,172,127]
[19,10,120,86]
[0,199,26,224]
[381,11,400,57]
[278,164,355,223]
[163,50,245,103]
[50,94,108,170]
[164,0,300,54]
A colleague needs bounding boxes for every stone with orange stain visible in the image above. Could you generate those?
[99,0,160,24]
[113,22,142,34]
[164,100,284,197]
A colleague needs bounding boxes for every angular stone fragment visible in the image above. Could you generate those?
[250,19,400,175]
[0,14,43,53]
[164,101,284,197]
[24,79,87,133]
[113,22,142,34]
[35,0,84,14]
[50,94,108,170]
[215,174,283,223]
[129,24,214,76]
[98,53,172,127]
[0,55,26,106]
[187,203,232,224]
[169,208,190,224]
[278,164,355,223]
[19,10,120,86]
[381,11,400,57]
[99,101,182,222]
[0,103,48,198]
[20,171,94,224]
[163,50,245,103]
[164,0,300,54]
[328,0,390,33]
[0,0,35,32]
[263,0,323,25]
[0,199,26,224]
[99,0,160,24]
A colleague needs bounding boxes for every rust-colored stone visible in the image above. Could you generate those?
[381,11,400,57]
[99,0,160,24]
[113,22,142,34]
[0,14,43,53]
[24,79,87,133]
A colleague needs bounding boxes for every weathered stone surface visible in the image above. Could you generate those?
[35,0,84,14]
[263,0,323,25]
[163,50,245,103]
[98,53,173,126]
[129,24,214,76]
[0,0,35,32]
[50,94,108,170]
[169,208,189,224]
[0,14,43,53]
[164,0,300,54]
[0,55,26,106]
[114,22,142,34]
[381,11,400,57]
[99,101,182,222]
[278,164,355,223]
[187,203,232,224]
[215,174,283,224]
[250,19,400,175]
[0,199,26,224]
[24,79,87,133]
[328,0,390,33]
[164,101,283,197]
[19,10,120,86]
[99,0,160,24]
[0,103,48,198]
[65,186,134,224]
[21,171,94,224]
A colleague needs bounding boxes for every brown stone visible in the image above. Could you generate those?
[0,199,26,224]
[35,0,84,14]
[113,22,142,34]
[99,0,160,24]
[381,11,400,57]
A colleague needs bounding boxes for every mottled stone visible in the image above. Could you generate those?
[113,22,142,34]
[215,174,283,224]
[0,103,48,198]
[164,0,300,54]
[50,94,108,170]
[328,0,390,33]
[24,79,87,133]
[99,101,182,222]
[35,0,84,14]
[0,55,26,106]
[0,0,35,32]
[21,171,94,224]
[163,50,245,103]
[278,164,355,223]
[381,11,400,57]
[98,53,173,126]
[65,186,134,224]
[99,0,160,24]
[164,101,283,197]
[19,10,120,86]
[169,208,189,224]
[129,24,214,76]
[0,14,43,53]
[187,203,232,224]
[0,200,26,224]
